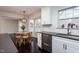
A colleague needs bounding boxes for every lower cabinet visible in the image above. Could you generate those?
[52,36,79,53]
[66,40,79,53]
[52,36,65,53]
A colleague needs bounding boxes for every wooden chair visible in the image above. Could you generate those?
[22,32,28,45]
[14,33,23,48]
[14,32,32,52]
[27,32,32,43]
[22,32,32,45]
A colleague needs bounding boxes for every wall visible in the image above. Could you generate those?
[0,17,18,33]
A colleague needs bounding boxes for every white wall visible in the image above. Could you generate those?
[0,17,18,33]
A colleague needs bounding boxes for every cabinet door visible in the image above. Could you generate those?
[42,34,52,52]
[66,40,79,53]
[41,7,52,25]
[52,36,79,53]
[37,33,42,48]
[52,36,65,53]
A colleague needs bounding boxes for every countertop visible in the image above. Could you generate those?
[37,31,79,41]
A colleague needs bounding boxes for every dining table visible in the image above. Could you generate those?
[14,32,32,49]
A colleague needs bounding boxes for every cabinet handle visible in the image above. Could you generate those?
[64,45,67,50]
[63,44,65,49]
[63,44,67,50]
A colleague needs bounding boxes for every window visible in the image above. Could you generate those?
[65,9,73,18]
[59,11,66,19]
[35,19,41,32]
[58,6,79,29]
[74,7,79,17]
[29,18,41,32]
[29,19,34,27]
[18,20,23,32]
[35,19,41,26]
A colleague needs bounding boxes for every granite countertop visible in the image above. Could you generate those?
[37,31,79,41]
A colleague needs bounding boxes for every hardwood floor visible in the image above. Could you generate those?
[18,38,49,53]
[0,34,17,53]
[10,34,49,53]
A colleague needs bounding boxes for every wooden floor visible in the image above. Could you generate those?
[17,38,49,53]
[0,34,17,53]
[10,34,49,53]
[18,38,41,53]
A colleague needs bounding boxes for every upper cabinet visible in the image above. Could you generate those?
[41,7,52,25]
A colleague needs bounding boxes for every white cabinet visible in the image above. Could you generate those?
[52,36,79,53]
[66,39,79,53]
[41,7,52,25]
[52,36,65,53]
[37,33,42,48]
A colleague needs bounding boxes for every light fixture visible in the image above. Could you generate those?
[22,11,27,23]
[20,10,27,32]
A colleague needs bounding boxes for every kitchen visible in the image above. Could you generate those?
[0,6,79,53]
[36,6,79,53]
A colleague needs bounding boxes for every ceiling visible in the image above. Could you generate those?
[0,6,41,20]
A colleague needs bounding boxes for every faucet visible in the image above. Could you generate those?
[67,24,71,35]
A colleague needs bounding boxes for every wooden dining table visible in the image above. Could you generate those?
[14,32,32,49]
